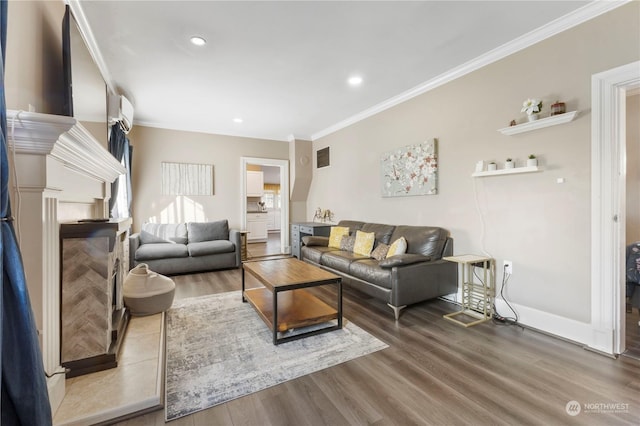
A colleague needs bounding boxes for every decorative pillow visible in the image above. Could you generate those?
[370,243,390,261]
[328,226,350,248]
[340,235,356,252]
[188,220,229,243]
[387,237,408,257]
[353,231,375,257]
[139,230,174,245]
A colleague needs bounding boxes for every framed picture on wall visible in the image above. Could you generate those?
[380,139,438,197]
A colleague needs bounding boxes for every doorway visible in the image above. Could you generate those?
[240,157,290,259]
[591,60,640,356]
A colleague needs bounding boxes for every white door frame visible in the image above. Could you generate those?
[591,60,640,355]
[240,157,290,254]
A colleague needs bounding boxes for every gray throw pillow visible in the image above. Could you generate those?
[370,243,390,260]
[188,220,229,243]
[340,235,356,252]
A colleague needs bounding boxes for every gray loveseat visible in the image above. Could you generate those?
[129,220,241,275]
[301,220,457,319]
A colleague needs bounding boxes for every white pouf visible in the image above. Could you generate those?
[123,263,175,316]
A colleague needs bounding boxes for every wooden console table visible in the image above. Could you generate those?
[291,222,332,258]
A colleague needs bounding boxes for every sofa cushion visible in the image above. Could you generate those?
[389,226,447,258]
[322,251,369,273]
[328,226,349,248]
[188,220,229,243]
[188,240,235,257]
[135,243,189,261]
[140,230,173,245]
[142,223,188,244]
[361,223,396,245]
[387,237,408,257]
[301,245,337,264]
[349,259,392,289]
[336,220,366,235]
[353,231,375,256]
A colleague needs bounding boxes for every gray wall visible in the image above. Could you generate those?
[308,3,640,333]
[128,125,289,232]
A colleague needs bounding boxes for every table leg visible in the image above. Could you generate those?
[241,266,246,302]
[273,289,278,344]
[337,279,343,329]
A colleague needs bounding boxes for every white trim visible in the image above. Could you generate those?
[67,0,116,95]
[6,110,125,182]
[591,61,640,355]
[493,298,592,345]
[240,157,291,254]
[311,0,629,141]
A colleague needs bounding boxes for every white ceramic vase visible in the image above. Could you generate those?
[487,163,497,171]
[527,113,540,122]
[505,161,515,169]
[527,158,538,167]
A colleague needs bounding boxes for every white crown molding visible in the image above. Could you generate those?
[6,110,125,182]
[67,0,116,95]
[311,0,630,141]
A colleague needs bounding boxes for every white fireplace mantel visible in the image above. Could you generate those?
[6,110,125,415]
[6,110,125,181]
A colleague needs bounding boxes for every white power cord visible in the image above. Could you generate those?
[472,177,492,258]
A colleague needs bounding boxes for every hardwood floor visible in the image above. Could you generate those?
[625,307,640,360]
[115,268,640,425]
[247,232,282,259]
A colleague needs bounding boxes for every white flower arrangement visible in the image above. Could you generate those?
[521,98,542,115]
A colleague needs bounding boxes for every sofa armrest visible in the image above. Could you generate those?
[129,233,141,270]
[379,253,430,268]
[302,236,329,246]
[390,259,458,307]
[229,228,241,267]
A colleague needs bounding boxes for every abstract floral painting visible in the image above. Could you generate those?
[381,139,438,197]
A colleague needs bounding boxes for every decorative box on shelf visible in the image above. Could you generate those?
[498,110,578,136]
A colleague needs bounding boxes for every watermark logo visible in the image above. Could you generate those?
[565,400,581,416]
[565,400,630,416]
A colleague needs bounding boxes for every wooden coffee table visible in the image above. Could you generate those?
[242,257,342,344]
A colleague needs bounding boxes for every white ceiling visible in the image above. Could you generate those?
[74,0,606,142]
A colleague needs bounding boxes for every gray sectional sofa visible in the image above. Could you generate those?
[129,220,241,275]
[301,220,457,319]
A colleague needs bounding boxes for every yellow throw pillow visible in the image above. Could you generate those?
[387,237,407,257]
[328,226,349,248]
[353,230,376,256]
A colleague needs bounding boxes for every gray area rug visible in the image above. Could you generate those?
[165,291,388,421]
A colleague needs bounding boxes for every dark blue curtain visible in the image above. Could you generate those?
[0,1,53,424]
[108,123,132,218]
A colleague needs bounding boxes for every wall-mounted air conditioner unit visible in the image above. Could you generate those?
[108,94,134,133]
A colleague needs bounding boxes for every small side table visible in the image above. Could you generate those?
[442,254,495,327]
[239,231,248,261]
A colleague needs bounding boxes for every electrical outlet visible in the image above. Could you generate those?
[504,260,513,274]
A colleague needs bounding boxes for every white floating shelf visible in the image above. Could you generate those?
[472,166,541,178]
[498,111,578,135]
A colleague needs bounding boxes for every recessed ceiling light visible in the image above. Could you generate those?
[233,118,243,123]
[348,75,363,86]
[190,36,207,46]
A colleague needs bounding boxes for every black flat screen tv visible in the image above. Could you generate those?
[62,5,109,145]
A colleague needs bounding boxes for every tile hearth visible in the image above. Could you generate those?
[53,313,164,425]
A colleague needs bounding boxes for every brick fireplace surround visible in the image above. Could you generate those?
[6,110,125,415]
